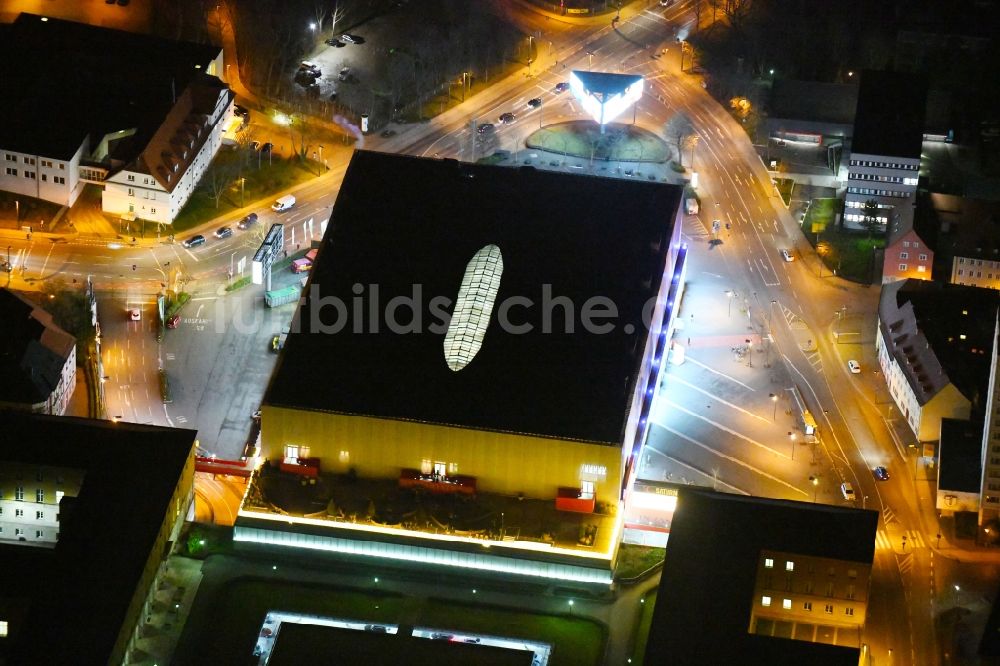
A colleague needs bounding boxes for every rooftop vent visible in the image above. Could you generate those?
[443,244,504,372]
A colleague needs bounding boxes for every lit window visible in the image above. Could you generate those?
[443,244,504,371]
[960,335,967,340]
[36,489,43,503]
[917,266,926,273]
[580,464,607,480]
[420,459,432,475]
[764,558,774,569]
[785,561,794,572]
[761,596,771,607]
[339,450,350,463]
[782,598,792,610]
[0,620,7,637]
[580,480,595,500]
[14,486,23,501]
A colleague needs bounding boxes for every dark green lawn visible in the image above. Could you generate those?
[630,589,658,664]
[615,544,665,580]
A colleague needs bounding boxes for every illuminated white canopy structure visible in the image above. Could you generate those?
[569,70,644,131]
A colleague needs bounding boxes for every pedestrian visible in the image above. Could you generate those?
[687,337,691,346]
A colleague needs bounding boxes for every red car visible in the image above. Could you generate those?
[166,314,181,329]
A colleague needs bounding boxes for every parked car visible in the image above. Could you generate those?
[214,226,233,239]
[341,34,365,44]
[128,308,141,321]
[299,61,321,75]
[166,314,180,329]
[237,213,258,230]
[847,359,861,374]
[840,482,856,501]
[477,123,495,134]
[498,112,516,124]
[364,625,388,633]
[325,37,346,47]
[182,235,206,248]
[554,82,570,93]
[780,248,794,262]
[873,466,890,481]
[338,67,351,82]
[431,633,454,641]
[527,97,542,109]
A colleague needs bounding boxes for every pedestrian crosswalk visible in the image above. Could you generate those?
[876,529,925,551]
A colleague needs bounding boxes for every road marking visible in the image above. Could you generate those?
[667,376,772,425]
[660,399,788,459]
[656,425,808,497]
[644,447,748,494]
[681,355,756,391]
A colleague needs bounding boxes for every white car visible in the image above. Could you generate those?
[847,359,861,374]
[840,482,856,501]
[128,308,141,321]
[780,249,794,262]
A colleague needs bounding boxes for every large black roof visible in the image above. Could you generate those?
[851,70,927,158]
[265,151,681,445]
[645,488,878,666]
[939,418,983,493]
[0,13,221,159]
[0,412,195,665]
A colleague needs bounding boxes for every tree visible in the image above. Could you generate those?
[860,199,882,239]
[664,112,695,166]
[41,279,95,351]
[203,159,237,209]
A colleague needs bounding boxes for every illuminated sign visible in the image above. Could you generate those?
[569,71,644,126]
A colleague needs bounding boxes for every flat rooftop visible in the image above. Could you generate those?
[266,150,681,445]
[851,70,927,158]
[0,13,221,159]
[0,411,195,664]
[645,488,878,666]
[939,418,983,493]
[269,623,533,666]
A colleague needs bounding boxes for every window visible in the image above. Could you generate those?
[899,264,907,271]
[25,171,35,179]
[785,561,795,572]
[0,620,8,637]
[41,159,52,168]
[580,464,608,480]
[917,266,926,273]
[23,157,34,165]
[433,461,446,477]
[58,163,64,170]
[824,604,833,614]
[5,168,17,176]
[35,530,43,538]
[580,480,595,500]
[36,489,43,503]
[847,584,855,599]
[899,252,908,259]
[782,598,792,610]
[919,253,927,260]
[15,486,23,501]
[127,188,134,196]
[15,509,23,517]
[339,450,350,463]
[826,582,834,597]
[4,154,14,161]
[903,241,910,248]
[127,174,135,182]
[150,208,156,214]
[54,176,65,185]
[761,596,771,607]
[15,528,23,536]
[803,602,812,611]
[35,511,43,520]
[41,174,47,182]
[958,269,964,276]
[845,607,854,616]
[764,558,774,569]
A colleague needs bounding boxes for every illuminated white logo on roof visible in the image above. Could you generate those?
[444,244,504,371]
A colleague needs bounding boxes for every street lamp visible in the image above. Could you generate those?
[810,475,818,502]
[788,431,796,460]
[309,22,316,31]
[587,50,595,70]
[746,338,753,367]
[725,290,733,318]
[770,393,777,421]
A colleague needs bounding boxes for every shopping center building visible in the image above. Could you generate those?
[236,151,687,584]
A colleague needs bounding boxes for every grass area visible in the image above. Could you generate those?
[803,197,838,234]
[165,292,191,318]
[192,579,407,663]
[615,544,665,580]
[774,178,795,207]
[629,589,658,665]
[169,153,319,233]
[422,599,605,666]
[187,577,604,665]
[225,276,252,292]
[809,225,884,283]
[183,524,235,559]
[526,121,670,163]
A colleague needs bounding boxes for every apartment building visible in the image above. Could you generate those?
[0,13,230,224]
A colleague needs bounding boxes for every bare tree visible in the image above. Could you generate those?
[203,160,236,209]
[664,112,695,166]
